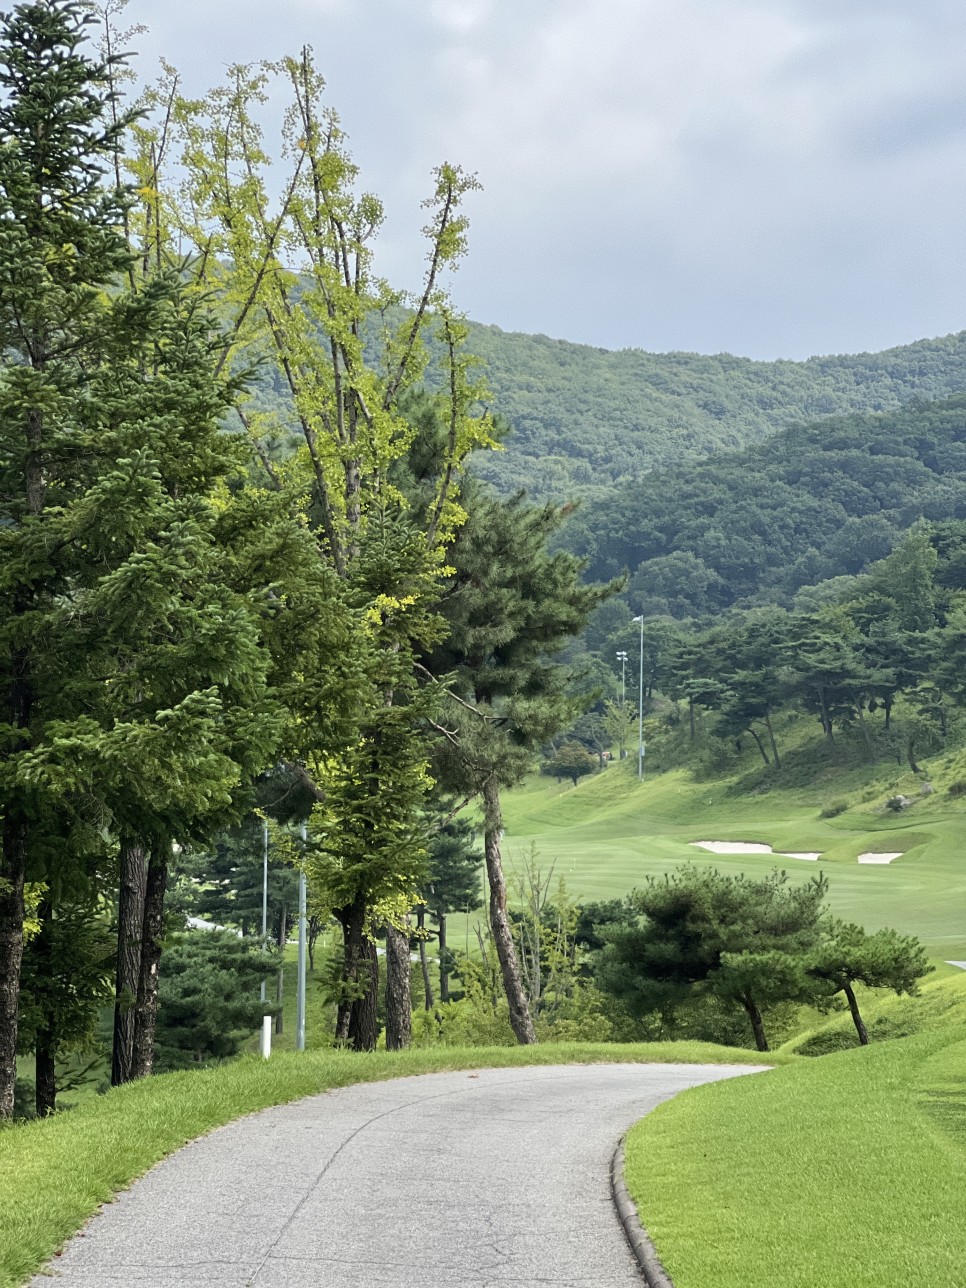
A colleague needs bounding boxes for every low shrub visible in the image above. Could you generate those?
[819,799,849,818]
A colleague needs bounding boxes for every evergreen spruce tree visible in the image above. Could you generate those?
[0,2,283,1110]
[420,808,483,1004]
[0,0,135,1117]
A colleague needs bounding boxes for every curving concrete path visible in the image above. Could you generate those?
[33,1062,766,1287]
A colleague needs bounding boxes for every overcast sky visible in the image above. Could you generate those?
[120,0,966,361]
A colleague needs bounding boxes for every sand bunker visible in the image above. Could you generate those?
[857,852,903,864]
[690,842,820,861]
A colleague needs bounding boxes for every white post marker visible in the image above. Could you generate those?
[296,822,307,1053]
[260,1014,272,1059]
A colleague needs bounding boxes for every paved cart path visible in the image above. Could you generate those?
[34,1062,766,1287]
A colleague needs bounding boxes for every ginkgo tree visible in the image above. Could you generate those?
[130,49,496,1049]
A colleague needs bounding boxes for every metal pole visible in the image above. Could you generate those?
[296,822,307,1052]
[633,617,645,781]
[260,818,268,1005]
[616,650,628,760]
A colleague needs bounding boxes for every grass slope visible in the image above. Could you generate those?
[624,1013,966,1287]
[0,1041,782,1288]
[496,751,966,961]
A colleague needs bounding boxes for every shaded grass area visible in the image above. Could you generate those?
[781,969,966,1055]
[0,1041,786,1288]
[624,1022,966,1288]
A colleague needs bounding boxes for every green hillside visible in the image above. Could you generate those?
[563,395,966,613]
[463,324,966,498]
[497,746,966,964]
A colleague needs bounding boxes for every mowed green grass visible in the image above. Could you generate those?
[496,758,966,961]
[624,1015,966,1288]
[0,1042,782,1288]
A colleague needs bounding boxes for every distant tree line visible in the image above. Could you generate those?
[563,397,966,618]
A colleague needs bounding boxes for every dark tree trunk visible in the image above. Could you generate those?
[1,630,31,1120]
[688,697,695,742]
[749,727,771,766]
[112,839,148,1087]
[335,891,379,1051]
[843,982,869,1045]
[741,993,769,1052]
[884,694,893,731]
[817,686,834,742]
[482,776,537,1045]
[384,921,412,1050]
[349,936,379,1052]
[416,907,434,1010]
[908,739,922,775]
[131,842,168,1080]
[764,711,781,767]
[438,912,450,1003]
[308,916,321,973]
[0,813,27,1120]
[334,991,351,1042]
[35,1017,56,1118]
[33,897,56,1117]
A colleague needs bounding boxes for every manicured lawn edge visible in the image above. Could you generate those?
[1,1041,784,1288]
[622,1027,966,1288]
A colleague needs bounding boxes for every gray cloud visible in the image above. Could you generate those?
[120,0,966,359]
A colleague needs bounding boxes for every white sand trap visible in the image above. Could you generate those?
[692,841,774,854]
[947,961,966,971]
[857,852,903,864]
[690,841,821,861]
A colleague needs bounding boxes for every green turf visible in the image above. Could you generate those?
[0,1041,784,1288]
[780,969,966,1055]
[623,1017,966,1288]
[493,754,966,961]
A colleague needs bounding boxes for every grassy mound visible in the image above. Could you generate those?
[783,970,966,1056]
[624,1006,966,1287]
[0,1041,782,1288]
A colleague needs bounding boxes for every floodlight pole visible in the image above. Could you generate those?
[260,818,269,1004]
[633,615,645,781]
[296,822,307,1052]
[616,650,629,760]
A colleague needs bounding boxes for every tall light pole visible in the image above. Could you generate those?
[616,650,628,759]
[296,822,307,1052]
[632,616,645,781]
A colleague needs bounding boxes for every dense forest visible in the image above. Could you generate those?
[461,325,966,498]
[575,520,966,789]
[559,396,966,618]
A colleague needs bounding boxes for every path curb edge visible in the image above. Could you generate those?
[610,1137,675,1288]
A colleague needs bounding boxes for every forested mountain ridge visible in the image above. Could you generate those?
[561,395,966,618]
[462,324,966,498]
